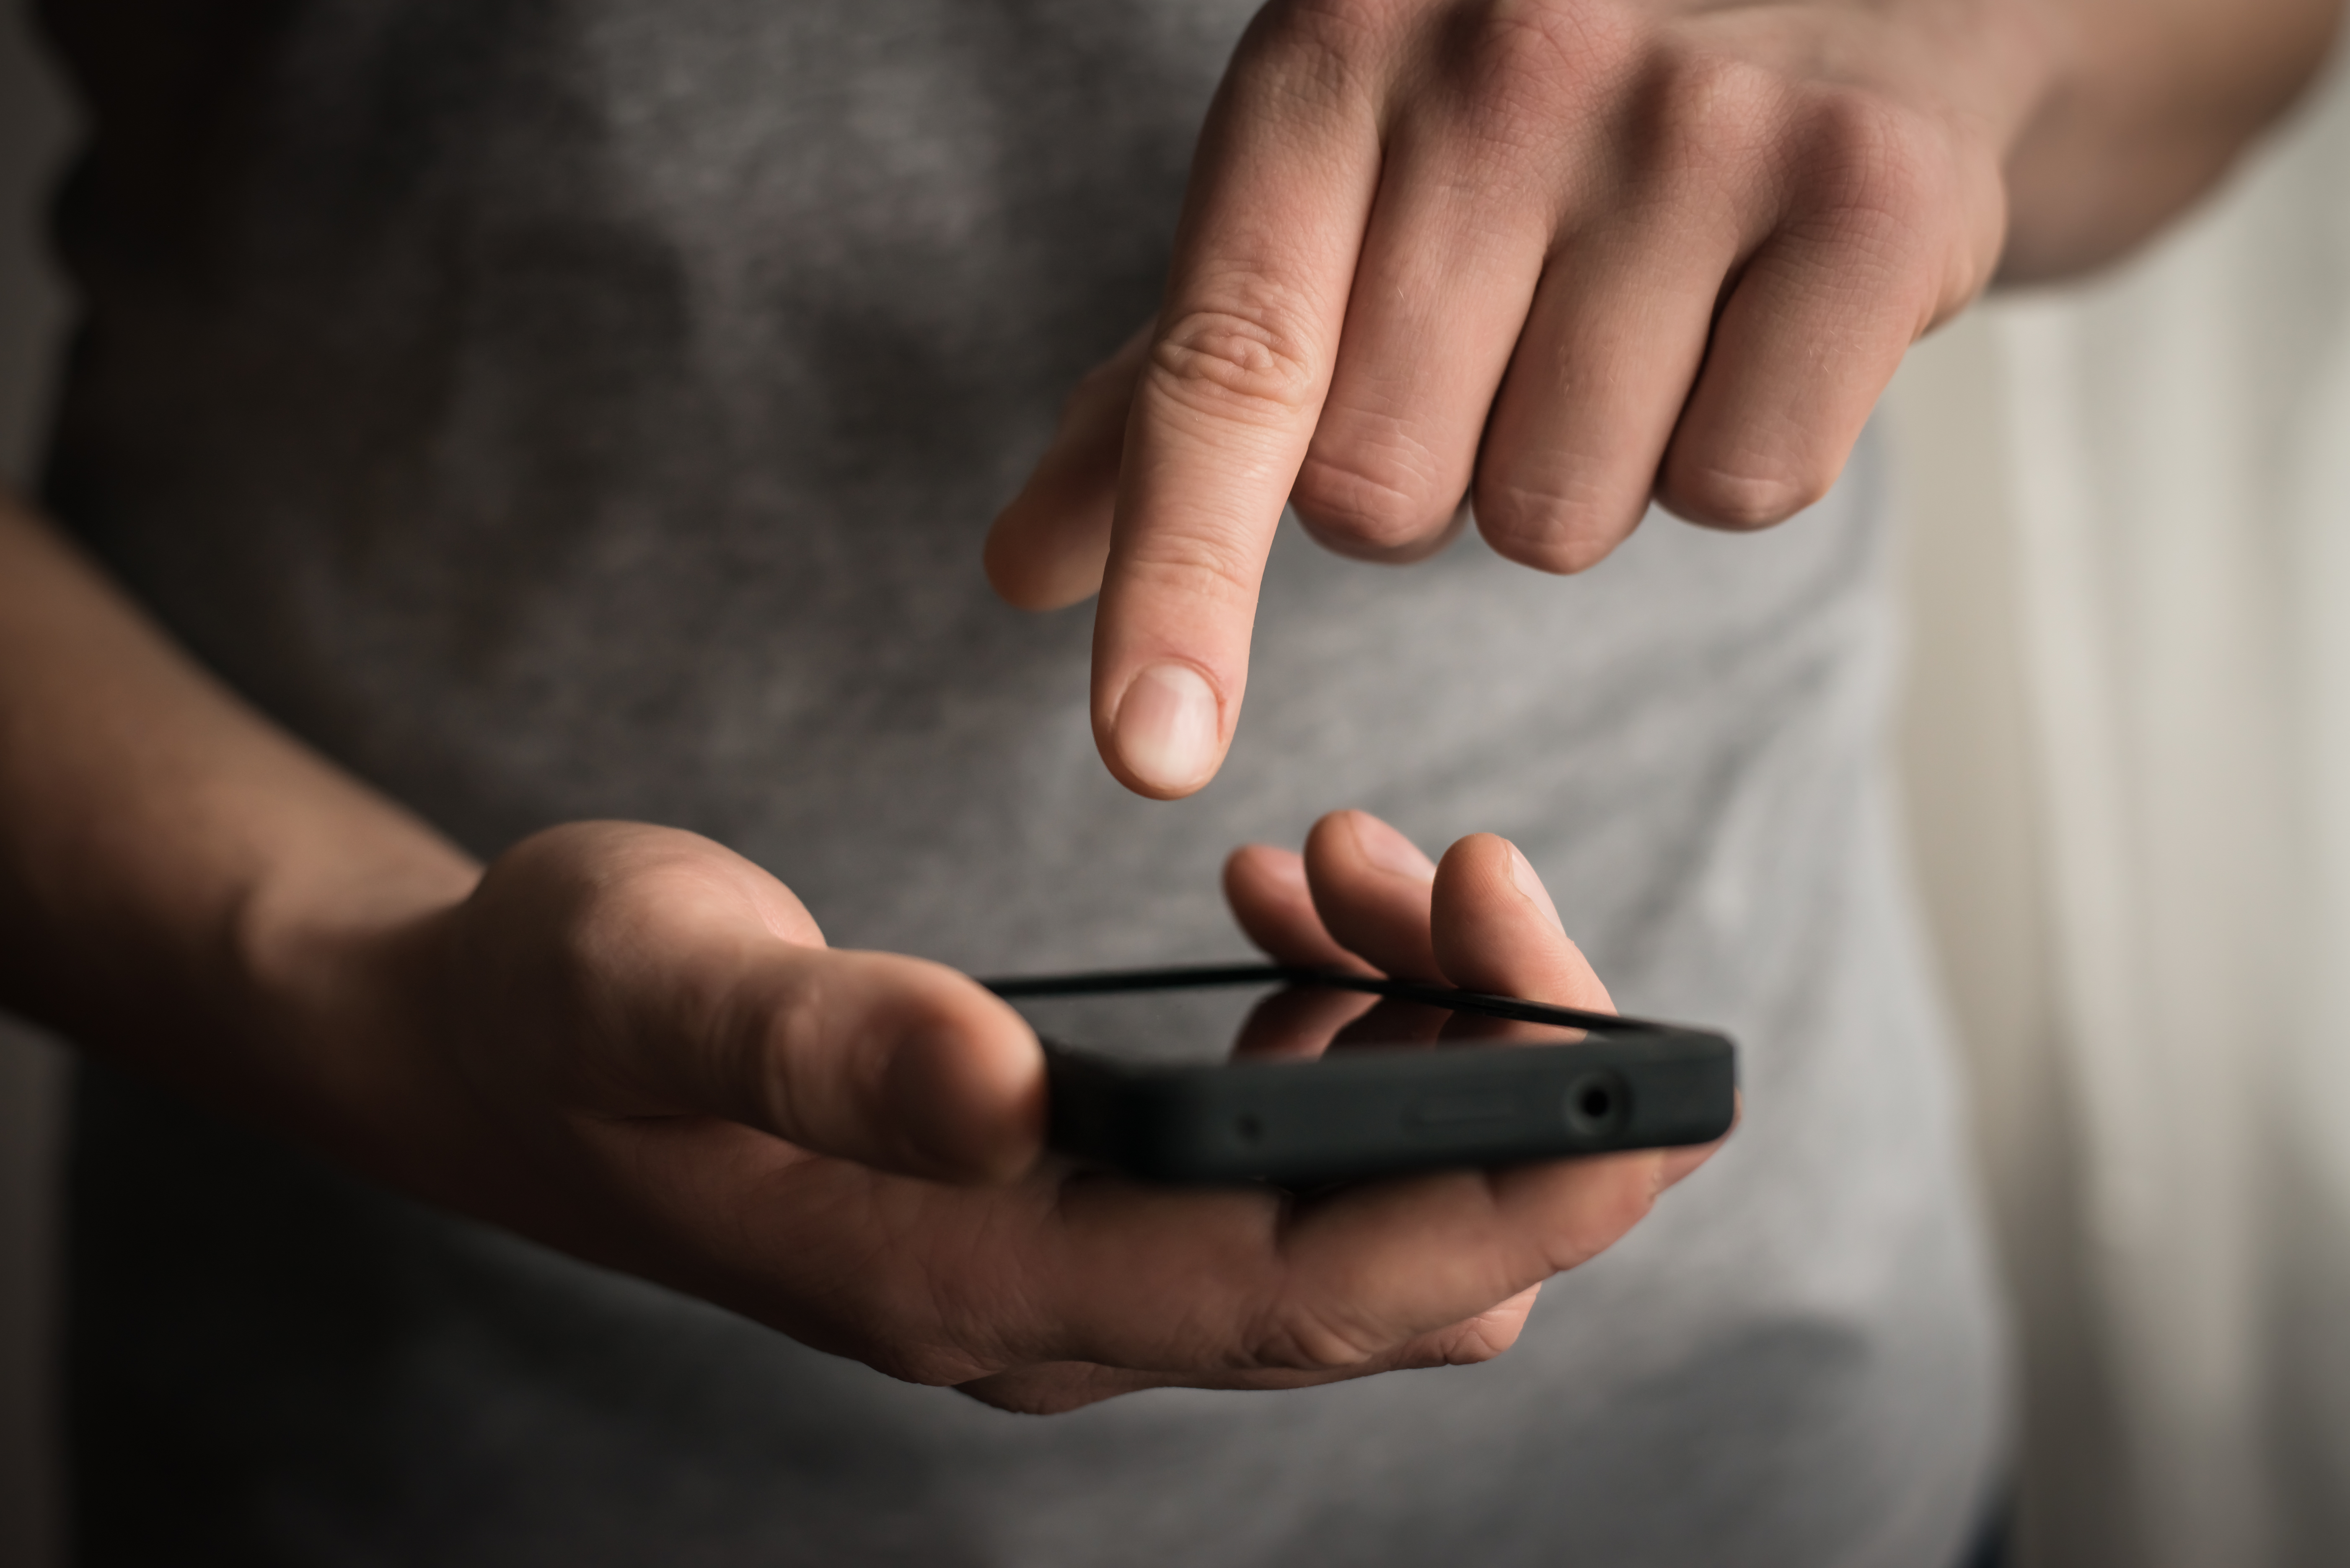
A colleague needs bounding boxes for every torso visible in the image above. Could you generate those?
[43,2,2003,1561]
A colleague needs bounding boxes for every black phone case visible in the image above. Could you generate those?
[986,965,1737,1186]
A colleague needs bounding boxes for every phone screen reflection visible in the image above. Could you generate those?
[1008,980,1593,1068]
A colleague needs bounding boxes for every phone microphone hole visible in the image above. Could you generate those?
[1235,1113,1263,1144]
[1563,1070,1630,1137]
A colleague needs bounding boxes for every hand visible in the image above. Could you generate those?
[985,0,2045,797]
[336,811,1718,1417]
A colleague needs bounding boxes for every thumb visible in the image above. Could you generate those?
[984,324,1152,611]
[462,824,1049,1184]
[690,944,1049,1183]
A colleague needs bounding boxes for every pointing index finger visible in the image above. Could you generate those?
[1092,21,1385,797]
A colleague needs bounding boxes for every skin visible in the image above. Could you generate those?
[0,0,2338,1418]
[983,0,2344,798]
[0,491,1701,1415]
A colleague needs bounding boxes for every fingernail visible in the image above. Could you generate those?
[1350,813,1435,882]
[1507,842,1566,933]
[1113,664,1221,794]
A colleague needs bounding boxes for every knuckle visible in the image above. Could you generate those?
[538,867,665,1002]
[1660,455,1827,530]
[1642,49,1782,186]
[763,966,838,1067]
[1796,87,1944,239]
[1150,304,1322,428]
[508,826,714,966]
[1470,475,1639,575]
[1450,0,1641,111]
[1291,437,1459,555]
[805,1216,1009,1387]
[1248,1299,1388,1372]
[1118,512,1268,609]
[1434,1310,1525,1366]
[1252,0,1399,82]
[758,966,894,1144]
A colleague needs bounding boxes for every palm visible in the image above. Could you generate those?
[415,813,1709,1414]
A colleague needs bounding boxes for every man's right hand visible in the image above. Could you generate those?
[984,0,2340,803]
[322,811,1708,1415]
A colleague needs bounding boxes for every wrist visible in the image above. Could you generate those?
[223,825,484,1180]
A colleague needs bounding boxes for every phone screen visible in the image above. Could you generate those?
[996,967,1597,1067]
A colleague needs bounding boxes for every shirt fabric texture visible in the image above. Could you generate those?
[36,1,2007,1563]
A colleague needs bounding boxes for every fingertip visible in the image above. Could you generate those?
[1222,841,1304,918]
[877,965,1050,1185]
[1328,809,1436,883]
[1224,842,1362,969]
[1430,835,1610,1010]
[987,328,1152,612]
[1502,839,1565,935]
[1102,662,1227,798]
[983,484,1114,611]
[1299,810,1444,980]
[1427,832,1518,925]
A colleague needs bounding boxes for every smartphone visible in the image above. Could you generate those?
[983,964,1736,1186]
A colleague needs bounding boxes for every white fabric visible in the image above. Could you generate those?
[1895,43,2350,1568]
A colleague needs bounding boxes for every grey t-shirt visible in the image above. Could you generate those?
[41,1,2005,1563]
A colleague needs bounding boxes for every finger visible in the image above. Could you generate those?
[1430,835,1731,1198]
[558,854,1046,1184]
[1256,1160,1652,1367]
[958,1361,1187,1415]
[1473,214,1751,573]
[1455,44,1785,571]
[1222,842,1369,971]
[779,1108,1653,1383]
[1457,38,1786,576]
[832,1142,1605,1382]
[984,325,1152,611]
[1656,103,1954,528]
[1428,833,1611,1010]
[1001,1157,1651,1377]
[1302,809,1443,981]
[955,1286,1542,1413]
[698,947,1043,1183]
[727,834,1643,1384]
[1289,86,1561,558]
[575,1108,1579,1395]
[1090,15,1388,798]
